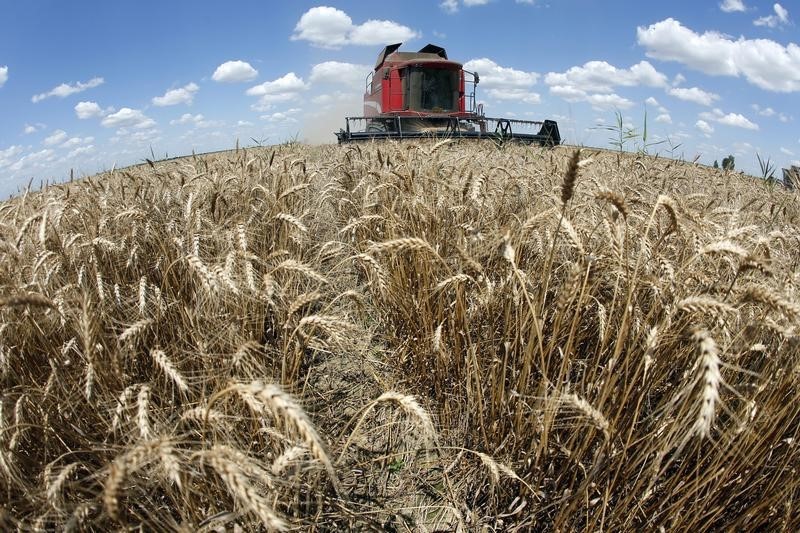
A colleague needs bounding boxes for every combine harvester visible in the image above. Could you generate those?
[336,43,560,145]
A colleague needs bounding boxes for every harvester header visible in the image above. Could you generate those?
[336,43,560,145]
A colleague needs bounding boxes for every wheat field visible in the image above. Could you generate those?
[0,140,798,531]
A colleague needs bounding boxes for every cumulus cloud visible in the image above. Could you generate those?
[544,60,665,108]
[720,0,746,12]
[261,108,301,123]
[487,88,541,104]
[32,77,104,103]
[9,149,55,172]
[110,127,161,146]
[441,0,493,12]
[152,82,199,106]
[247,73,307,96]
[751,103,790,122]
[291,6,419,48]
[637,18,800,92]
[61,136,93,149]
[43,130,68,146]
[754,3,790,27]
[696,120,715,136]
[22,123,45,135]
[465,58,539,88]
[463,58,541,105]
[169,113,222,128]
[0,145,24,168]
[440,0,459,12]
[310,61,371,89]
[699,107,759,130]
[586,93,634,109]
[545,60,667,94]
[74,100,112,119]
[171,113,204,125]
[101,108,156,129]
[247,73,308,110]
[67,145,95,158]
[212,60,258,83]
[667,86,720,106]
[656,113,673,124]
[0,66,7,87]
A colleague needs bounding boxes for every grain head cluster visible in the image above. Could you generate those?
[0,140,798,530]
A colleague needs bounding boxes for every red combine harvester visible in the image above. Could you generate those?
[336,43,560,145]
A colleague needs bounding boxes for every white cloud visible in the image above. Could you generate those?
[169,113,221,128]
[696,119,715,136]
[754,3,790,27]
[720,0,746,12]
[645,96,669,113]
[101,108,156,129]
[463,58,541,105]
[656,113,673,124]
[465,58,539,88]
[780,146,794,156]
[751,103,790,122]
[637,18,800,92]
[667,86,720,106]
[544,60,664,109]
[311,91,360,105]
[236,120,254,127]
[440,0,459,13]
[544,60,667,93]
[487,88,541,104]
[43,130,68,146]
[586,93,634,109]
[699,108,759,130]
[0,145,24,168]
[74,100,112,119]
[291,6,419,48]
[22,123,44,135]
[349,20,420,45]
[9,149,55,172]
[110,127,161,145]
[310,61,371,89]
[441,0,493,11]
[61,136,93,148]
[260,108,301,123]
[0,66,7,88]
[67,145,95,158]
[247,72,308,110]
[32,77,104,103]
[212,60,258,83]
[247,73,307,96]
[171,113,204,125]
[753,104,776,116]
[152,82,199,106]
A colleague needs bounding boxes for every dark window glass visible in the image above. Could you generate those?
[406,67,458,112]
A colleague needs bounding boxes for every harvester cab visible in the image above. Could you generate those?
[336,43,560,145]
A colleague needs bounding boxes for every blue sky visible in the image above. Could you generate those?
[1,0,798,197]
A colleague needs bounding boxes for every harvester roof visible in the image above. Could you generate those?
[374,43,454,70]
